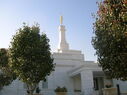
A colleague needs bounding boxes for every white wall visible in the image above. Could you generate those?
[113,79,127,93]
[0,79,26,95]
[49,65,74,91]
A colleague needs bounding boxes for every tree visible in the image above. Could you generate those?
[92,0,127,80]
[9,24,55,95]
[0,48,16,90]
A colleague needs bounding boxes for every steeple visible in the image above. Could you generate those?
[60,16,63,25]
[58,16,69,52]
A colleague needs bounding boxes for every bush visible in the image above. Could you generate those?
[54,86,67,92]
[105,84,112,88]
[36,87,40,93]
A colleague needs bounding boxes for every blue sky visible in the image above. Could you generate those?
[0,0,100,61]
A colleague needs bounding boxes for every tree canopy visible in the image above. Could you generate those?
[92,0,127,80]
[0,48,16,90]
[9,24,55,94]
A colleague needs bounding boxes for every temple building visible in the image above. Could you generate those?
[1,17,127,95]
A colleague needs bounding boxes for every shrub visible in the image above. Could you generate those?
[54,86,67,92]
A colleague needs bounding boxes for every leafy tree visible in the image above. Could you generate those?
[9,24,55,95]
[0,48,16,90]
[92,0,127,80]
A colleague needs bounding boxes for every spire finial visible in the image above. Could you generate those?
[60,16,63,25]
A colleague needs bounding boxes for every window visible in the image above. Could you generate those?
[94,78,99,90]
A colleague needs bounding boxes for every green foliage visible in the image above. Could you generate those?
[92,0,127,80]
[105,84,112,88]
[36,87,40,93]
[0,73,14,90]
[0,48,8,67]
[54,86,67,92]
[9,23,55,94]
[0,48,16,90]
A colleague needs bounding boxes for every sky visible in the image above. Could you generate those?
[0,0,100,61]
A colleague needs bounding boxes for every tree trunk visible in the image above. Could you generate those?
[27,83,37,95]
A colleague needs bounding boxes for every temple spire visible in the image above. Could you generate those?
[60,16,63,25]
[58,16,69,52]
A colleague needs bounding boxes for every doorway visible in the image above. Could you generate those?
[94,77,104,95]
